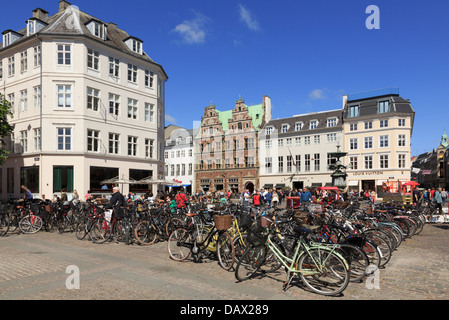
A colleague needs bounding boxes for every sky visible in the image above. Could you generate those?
[2,0,449,157]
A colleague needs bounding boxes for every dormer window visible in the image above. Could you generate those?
[309,120,318,130]
[295,122,303,131]
[27,19,47,36]
[86,20,107,40]
[327,117,337,128]
[2,30,21,48]
[124,37,143,54]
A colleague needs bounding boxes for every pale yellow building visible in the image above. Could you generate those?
[342,89,415,196]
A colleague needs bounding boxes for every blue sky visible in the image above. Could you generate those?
[2,0,449,156]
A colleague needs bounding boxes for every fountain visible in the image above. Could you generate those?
[328,145,348,191]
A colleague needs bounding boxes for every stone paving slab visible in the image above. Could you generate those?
[0,223,448,301]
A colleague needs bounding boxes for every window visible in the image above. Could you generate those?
[7,94,14,113]
[33,128,41,151]
[349,138,358,150]
[295,155,301,172]
[286,138,292,146]
[365,121,372,130]
[281,124,289,133]
[295,122,303,131]
[314,135,320,144]
[350,123,357,131]
[304,154,311,172]
[93,22,106,39]
[8,56,15,76]
[20,51,28,73]
[145,103,154,122]
[327,153,336,170]
[398,134,406,147]
[27,20,35,35]
[145,139,154,158]
[327,118,337,127]
[378,100,389,113]
[349,156,358,170]
[380,119,388,128]
[379,154,389,169]
[327,133,337,143]
[265,157,272,174]
[398,119,406,127]
[109,133,119,154]
[57,128,72,151]
[109,57,120,77]
[364,136,373,149]
[364,155,373,169]
[278,139,283,147]
[20,130,28,153]
[188,164,193,175]
[33,86,41,109]
[128,136,137,156]
[109,93,120,116]
[398,154,406,168]
[57,44,71,65]
[379,135,389,148]
[145,70,154,88]
[348,105,359,118]
[0,61,2,80]
[87,49,99,70]
[304,136,310,145]
[309,120,318,130]
[278,156,284,173]
[57,85,72,108]
[265,127,273,135]
[295,137,301,146]
[314,153,320,171]
[265,140,272,149]
[87,88,100,111]
[128,64,137,83]
[87,129,100,152]
[3,33,12,47]
[170,165,175,176]
[131,39,142,53]
[20,90,27,112]
[128,99,138,119]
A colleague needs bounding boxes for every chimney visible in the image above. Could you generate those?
[32,8,49,20]
[342,95,348,108]
[263,95,272,123]
[59,0,72,12]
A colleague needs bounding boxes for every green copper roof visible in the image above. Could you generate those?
[215,104,264,131]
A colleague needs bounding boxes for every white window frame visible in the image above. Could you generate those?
[128,136,138,156]
[379,154,389,169]
[379,135,389,148]
[87,129,100,152]
[309,120,318,130]
[127,98,138,119]
[109,57,120,77]
[109,133,120,154]
[128,64,137,83]
[109,93,120,116]
[56,127,73,151]
[56,84,73,109]
[398,134,406,147]
[87,87,100,111]
[145,103,154,122]
[57,44,71,66]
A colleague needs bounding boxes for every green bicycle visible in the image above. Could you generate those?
[234,216,350,296]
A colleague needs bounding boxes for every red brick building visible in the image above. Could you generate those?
[195,96,272,194]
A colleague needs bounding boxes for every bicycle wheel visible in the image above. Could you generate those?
[216,231,235,271]
[298,247,350,296]
[90,216,111,244]
[134,220,158,245]
[338,243,370,283]
[233,233,248,263]
[19,214,43,234]
[0,214,10,236]
[367,234,391,267]
[234,245,267,282]
[113,219,128,242]
[167,227,193,261]
[165,217,184,238]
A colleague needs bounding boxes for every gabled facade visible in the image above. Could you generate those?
[195,96,271,194]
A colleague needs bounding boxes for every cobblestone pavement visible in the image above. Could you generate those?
[1,223,449,301]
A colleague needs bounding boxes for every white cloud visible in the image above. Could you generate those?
[173,12,210,44]
[165,114,177,124]
[309,89,327,100]
[238,4,260,31]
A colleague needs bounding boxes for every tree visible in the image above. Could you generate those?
[0,94,14,165]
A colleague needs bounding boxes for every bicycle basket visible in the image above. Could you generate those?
[247,222,267,246]
[238,210,253,230]
[213,214,233,230]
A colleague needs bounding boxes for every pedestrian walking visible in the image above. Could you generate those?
[434,188,443,214]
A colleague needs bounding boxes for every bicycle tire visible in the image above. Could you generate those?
[216,231,235,271]
[0,214,10,236]
[337,243,370,283]
[165,217,184,238]
[90,216,111,244]
[298,247,350,296]
[233,233,248,263]
[234,245,267,282]
[366,234,391,267]
[19,214,43,234]
[134,220,158,245]
[167,227,193,261]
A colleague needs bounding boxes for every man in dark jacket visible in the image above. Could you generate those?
[106,187,126,209]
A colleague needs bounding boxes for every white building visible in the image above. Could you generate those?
[259,109,343,191]
[164,125,198,194]
[0,1,168,201]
